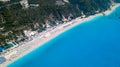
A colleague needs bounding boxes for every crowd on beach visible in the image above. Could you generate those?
[0,16,82,66]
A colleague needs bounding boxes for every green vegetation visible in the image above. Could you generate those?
[0,0,120,47]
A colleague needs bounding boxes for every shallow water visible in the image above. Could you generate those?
[8,6,120,67]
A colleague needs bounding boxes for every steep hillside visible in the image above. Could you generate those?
[0,0,119,46]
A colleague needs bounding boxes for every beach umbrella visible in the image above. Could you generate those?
[0,57,6,64]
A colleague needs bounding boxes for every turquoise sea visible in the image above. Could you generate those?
[8,6,120,67]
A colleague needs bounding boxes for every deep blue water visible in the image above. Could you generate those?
[8,6,120,67]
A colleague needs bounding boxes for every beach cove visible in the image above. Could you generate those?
[1,4,120,67]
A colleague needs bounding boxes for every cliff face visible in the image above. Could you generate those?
[0,0,119,45]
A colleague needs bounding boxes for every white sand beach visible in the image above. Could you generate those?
[0,4,120,67]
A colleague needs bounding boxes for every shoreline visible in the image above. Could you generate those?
[1,4,120,67]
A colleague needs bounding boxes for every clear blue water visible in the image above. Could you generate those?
[8,6,120,67]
